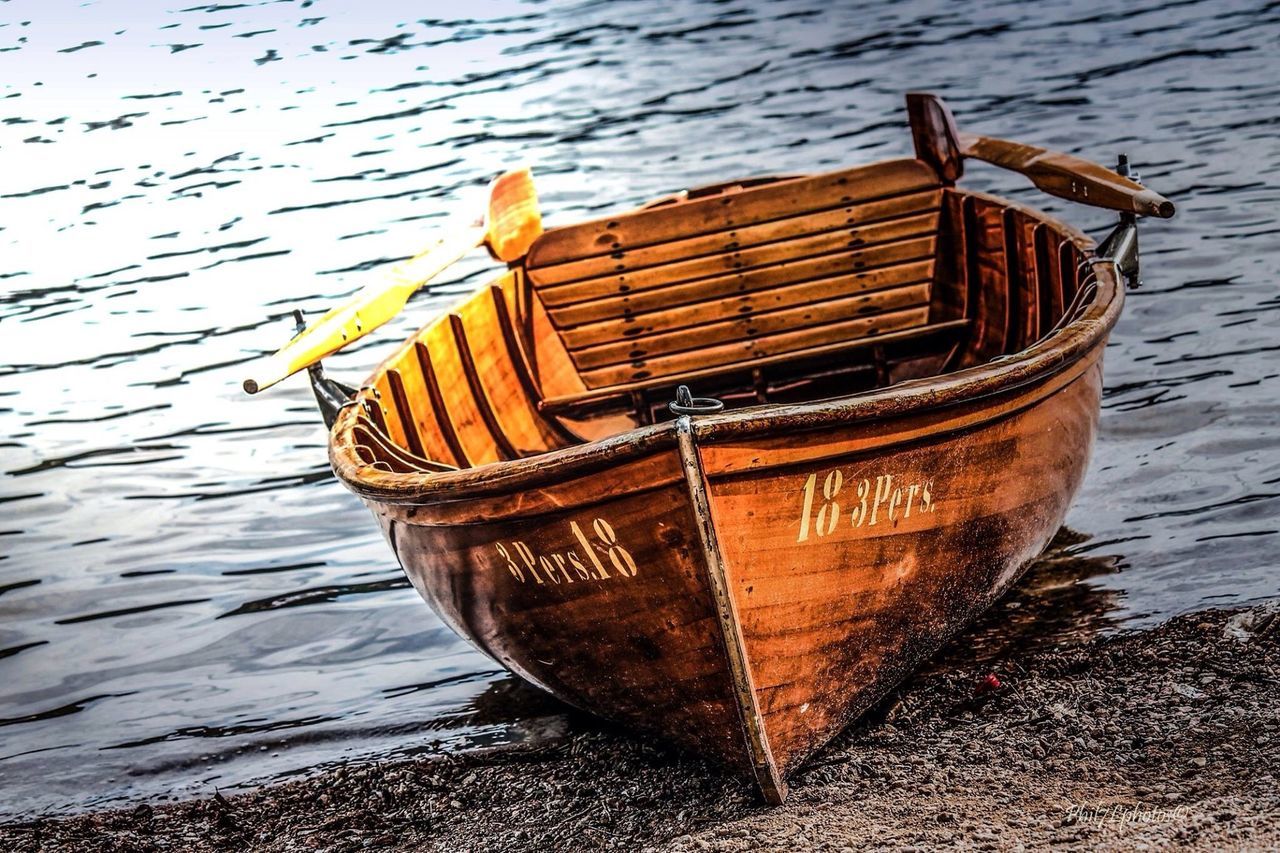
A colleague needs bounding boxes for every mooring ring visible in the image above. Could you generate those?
[668,384,725,416]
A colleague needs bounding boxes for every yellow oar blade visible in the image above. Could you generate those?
[242,224,484,394]
[241,166,543,396]
[486,167,543,261]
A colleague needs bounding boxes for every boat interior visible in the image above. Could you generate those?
[345,156,1101,474]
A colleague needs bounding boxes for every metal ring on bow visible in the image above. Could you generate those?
[668,384,725,416]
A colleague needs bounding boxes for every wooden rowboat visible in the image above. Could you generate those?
[244,94,1173,803]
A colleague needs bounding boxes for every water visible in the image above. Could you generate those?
[1,0,1277,820]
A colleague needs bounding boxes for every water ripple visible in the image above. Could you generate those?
[0,0,1276,822]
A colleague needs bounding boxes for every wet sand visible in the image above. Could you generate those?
[6,588,1277,852]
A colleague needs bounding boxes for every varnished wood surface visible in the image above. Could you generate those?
[316,100,1162,802]
[379,475,753,775]
[907,92,1174,219]
[525,159,943,391]
[527,159,938,267]
[906,91,964,183]
[705,345,1104,773]
[959,132,1176,218]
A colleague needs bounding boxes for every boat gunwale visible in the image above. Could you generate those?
[329,187,1121,509]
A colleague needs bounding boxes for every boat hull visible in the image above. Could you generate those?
[362,329,1107,800]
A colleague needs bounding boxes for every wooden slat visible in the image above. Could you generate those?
[371,374,409,450]
[352,425,415,473]
[421,325,504,468]
[529,190,941,288]
[526,289,591,401]
[537,223,938,309]
[930,189,971,323]
[384,344,464,467]
[571,283,931,371]
[1034,225,1062,338]
[414,340,470,468]
[961,197,1010,366]
[1001,209,1023,352]
[353,420,456,473]
[1058,240,1078,308]
[1012,210,1040,349]
[580,306,930,389]
[448,314,519,461]
[385,368,427,459]
[560,267,933,351]
[486,285,582,447]
[527,158,939,268]
[362,395,390,438]
[540,320,971,412]
[549,253,934,331]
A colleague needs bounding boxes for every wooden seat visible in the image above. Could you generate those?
[537,319,970,415]
[523,158,945,400]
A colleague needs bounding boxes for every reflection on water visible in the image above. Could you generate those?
[1,0,1277,820]
[928,528,1127,672]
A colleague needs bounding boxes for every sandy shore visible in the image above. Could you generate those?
[5,584,1278,851]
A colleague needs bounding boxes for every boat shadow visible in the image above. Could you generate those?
[919,525,1126,672]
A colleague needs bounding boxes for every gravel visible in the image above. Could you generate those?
[4,597,1277,852]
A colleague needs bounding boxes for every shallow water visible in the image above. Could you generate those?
[1,0,1277,820]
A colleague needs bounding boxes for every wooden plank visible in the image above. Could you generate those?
[1034,224,1062,338]
[421,324,504,468]
[1058,239,1079,308]
[527,159,939,268]
[1001,209,1023,352]
[1012,210,1040,349]
[384,343,464,467]
[385,368,427,459]
[960,197,1010,366]
[538,319,970,412]
[448,314,519,461]
[570,284,931,370]
[414,340,470,468]
[537,221,938,309]
[549,253,935,331]
[528,190,941,287]
[353,420,456,473]
[906,93,964,183]
[526,289,590,401]
[351,424,415,473]
[675,418,786,804]
[371,373,409,451]
[482,285,582,447]
[361,393,391,442]
[453,292,576,452]
[560,268,934,351]
[580,306,930,389]
[929,189,970,324]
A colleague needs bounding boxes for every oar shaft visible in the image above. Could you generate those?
[957,132,1175,219]
[242,223,484,394]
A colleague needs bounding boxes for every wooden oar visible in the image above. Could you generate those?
[242,167,542,395]
[906,93,1175,219]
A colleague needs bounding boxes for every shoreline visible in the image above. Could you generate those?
[5,593,1277,851]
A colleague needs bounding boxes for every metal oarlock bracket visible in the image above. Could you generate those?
[1096,154,1143,289]
[291,309,356,429]
[669,385,725,416]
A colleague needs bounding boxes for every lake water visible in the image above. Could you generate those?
[1,0,1277,820]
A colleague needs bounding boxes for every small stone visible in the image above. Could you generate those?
[1173,683,1205,700]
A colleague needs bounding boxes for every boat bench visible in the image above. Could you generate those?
[520,157,957,415]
